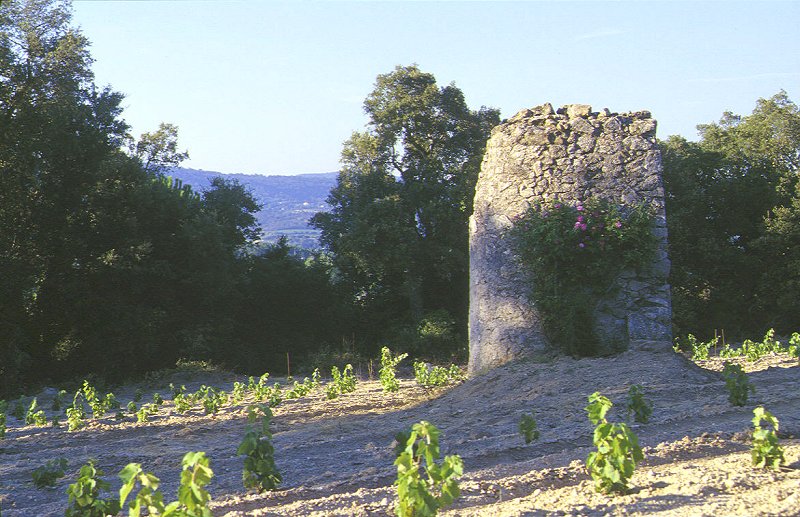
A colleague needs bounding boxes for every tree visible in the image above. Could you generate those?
[0,0,129,393]
[662,91,800,337]
[130,123,189,174]
[0,0,269,393]
[312,65,499,355]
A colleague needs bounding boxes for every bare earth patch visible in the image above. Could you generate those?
[1,350,798,516]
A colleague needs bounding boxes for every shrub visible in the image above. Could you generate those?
[11,398,25,420]
[82,381,103,418]
[267,383,283,408]
[250,373,271,402]
[136,403,158,423]
[0,411,6,439]
[510,199,656,356]
[585,392,643,494]
[25,398,47,426]
[380,347,408,393]
[413,361,464,388]
[788,332,800,359]
[751,406,785,470]
[231,381,247,404]
[197,385,227,415]
[394,420,463,517]
[722,362,754,406]
[625,385,652,424]
[173,393,193,413]
[327,364,357,399]
[66,391,86,432]
[119,451,214,516]
[238,404,281,492]
[51,390,67,411]
[65,461,121,517]
[518,413,540,444]
[32,458,68,488]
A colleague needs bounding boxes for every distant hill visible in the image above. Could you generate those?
[169,167,338,250]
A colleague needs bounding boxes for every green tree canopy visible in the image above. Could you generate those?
[662,91,800,337]
[312,65,499,355]
[0,0,270,394]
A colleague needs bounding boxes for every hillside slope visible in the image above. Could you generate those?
[169,168,338,249]
[1,352,798,516]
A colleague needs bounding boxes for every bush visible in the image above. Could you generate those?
[751,407,785,470]
[65,461,121,517]
[625,385,652,424]
[394,420,463,516]
[238,404,281,492]
[518,413,540,445]
[413,361,464,388]
[585,392,643,494]
[32,458,68,488]
[722,362,754,406]
[379,347,408,393]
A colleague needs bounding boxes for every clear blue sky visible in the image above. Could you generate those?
[71,0,800,176]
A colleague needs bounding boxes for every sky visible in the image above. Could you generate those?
[71,0,800,176]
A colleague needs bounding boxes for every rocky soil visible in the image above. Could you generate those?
[1,350,798,516]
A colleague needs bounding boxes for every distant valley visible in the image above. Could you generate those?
[169,167,338,250]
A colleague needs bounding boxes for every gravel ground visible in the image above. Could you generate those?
[0,349,798,516]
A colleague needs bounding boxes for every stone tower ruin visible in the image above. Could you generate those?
[468,103,672,375]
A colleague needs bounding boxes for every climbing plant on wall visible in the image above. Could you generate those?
[510,198,657,356]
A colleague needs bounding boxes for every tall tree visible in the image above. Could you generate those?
[312,65,499,354]
[0,0,268,393]
[662,91,800,337]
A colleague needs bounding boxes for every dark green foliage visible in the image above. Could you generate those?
[11,399,24,420]
[662,92,800,338]
[510,199,657,356]
[238,404,281,492]
[312,65,499,358]
[518,413,540,444]
[625,385,653,424]
[722,362,754,406]
[31,458,67,488]
[51,390,67,412]
[225,239,350,375]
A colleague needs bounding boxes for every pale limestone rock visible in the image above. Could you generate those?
[468,103,672,375]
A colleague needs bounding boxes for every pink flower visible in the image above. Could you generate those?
[614,221,622,229]
[576,205,584,212]
[574,221,582,229]
[578,242,585,248]
[576,215,584,223]
[580,223,587,231]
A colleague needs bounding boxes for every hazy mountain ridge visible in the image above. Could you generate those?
[169,167,338,248]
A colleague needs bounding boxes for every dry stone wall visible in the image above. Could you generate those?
[468,103,672,375]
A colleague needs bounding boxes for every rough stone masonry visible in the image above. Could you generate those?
[468,103,672,375]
